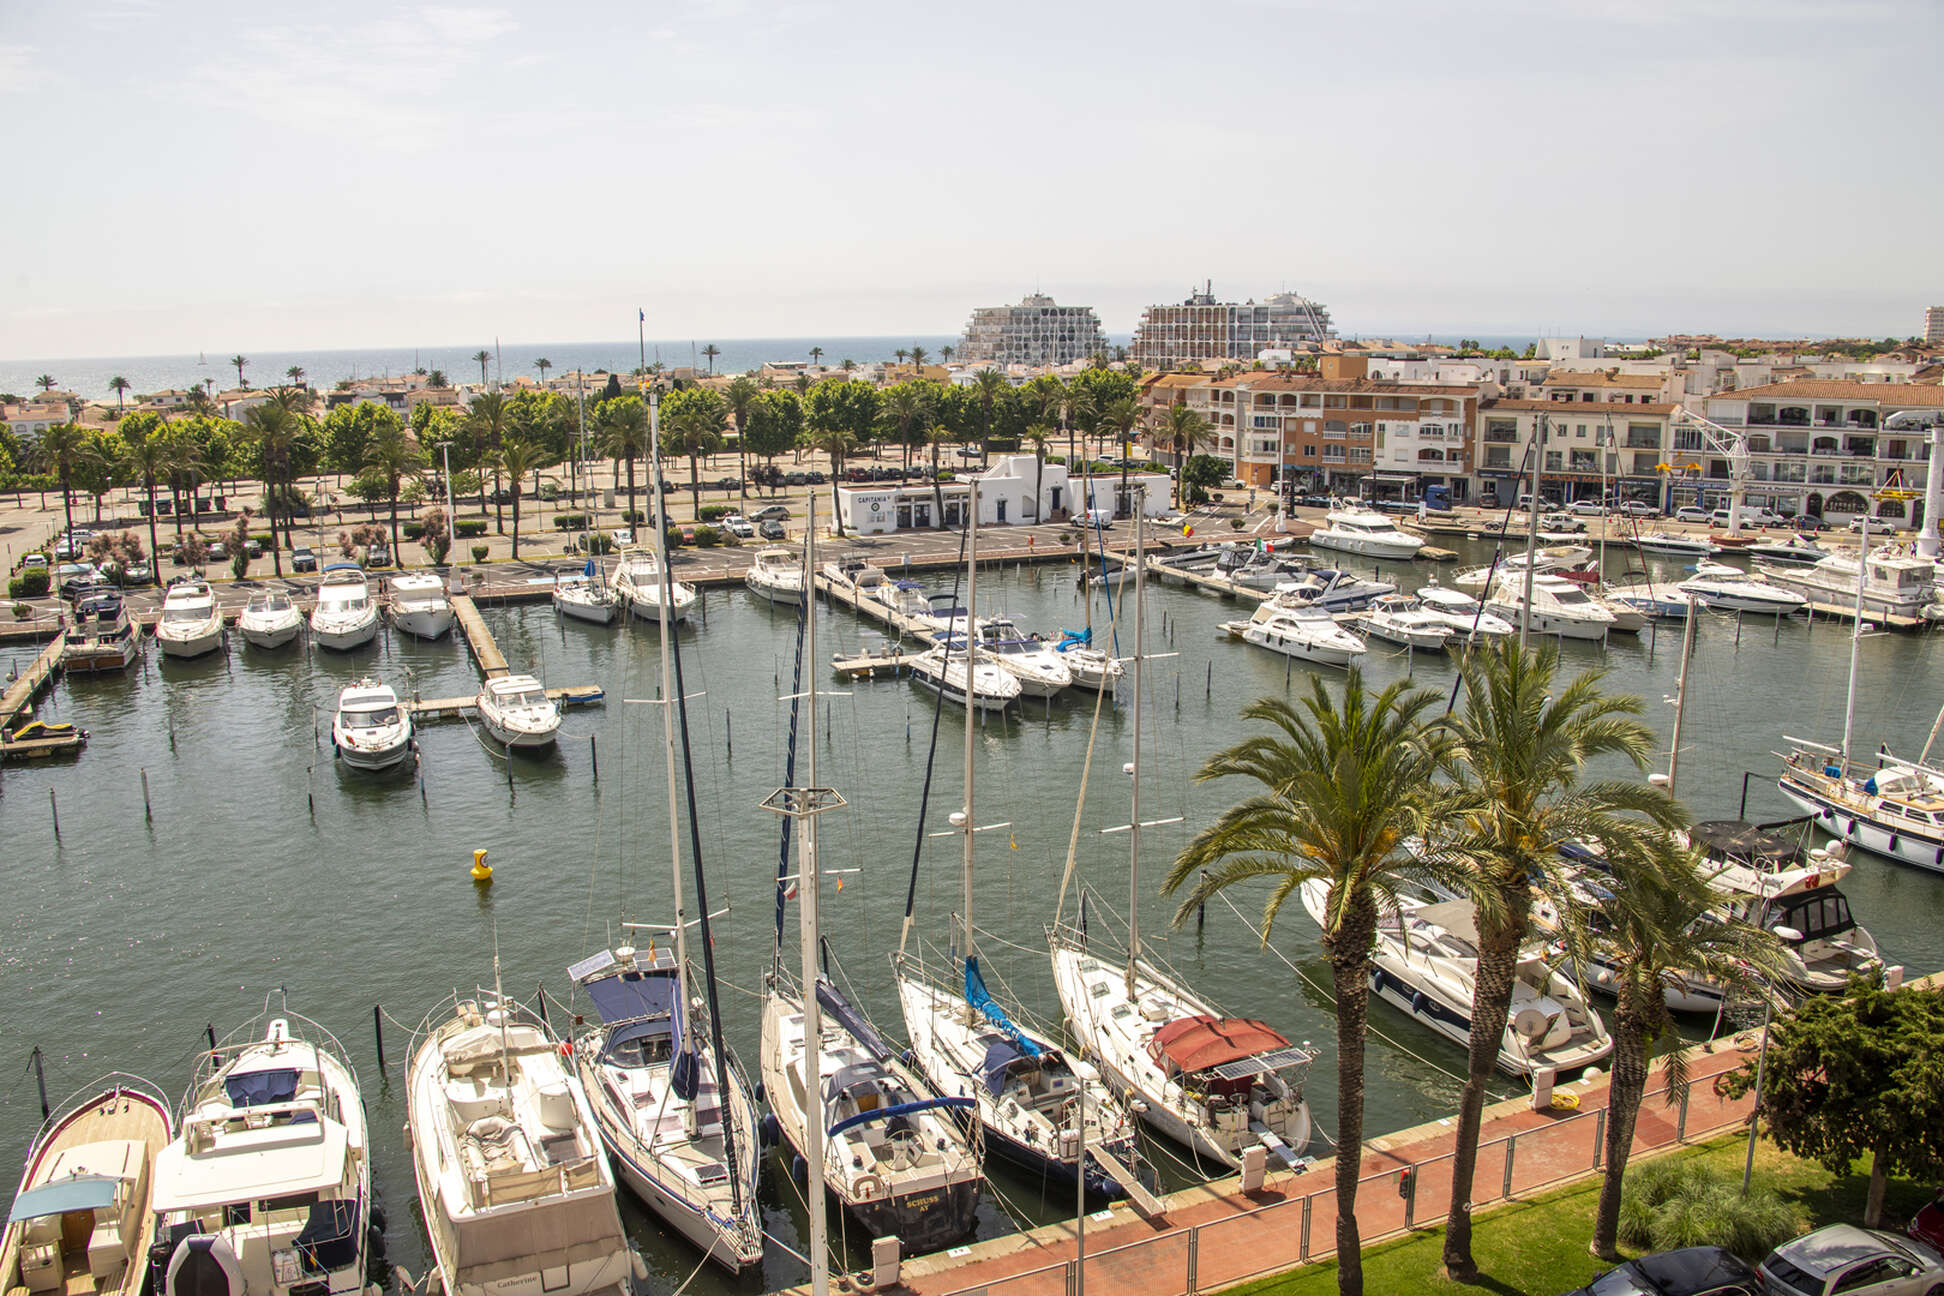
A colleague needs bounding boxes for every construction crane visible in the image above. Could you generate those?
[1668,406,1754,533]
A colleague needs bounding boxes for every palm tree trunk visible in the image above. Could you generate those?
[689,455,702,520]
[389,487,402,559]
[59,471,73,540]
[268,474,284,578]
[1443,914,1526,1277]
[511,491,521,560]
[931,444,946,529]
[492,469,504,533]
[1326,903,1377,1296]
[626,458,637,529]
[1592,996,1650,1260]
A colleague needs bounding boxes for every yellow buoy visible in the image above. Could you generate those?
[471,849,493,884]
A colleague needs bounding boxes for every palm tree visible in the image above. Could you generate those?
[894,348,909,367]
[37,422,93,540]
[468,392,511,532]
[926,424,954,529]
[1098,396,1141,516]
[161,428,207,541]
[1162,404,1212,509]
[109,376,131,412]
[800,424,856,523]
[701,344,721,375]
[472,349,493,387]
[245,399,303,576]
[1432,641,1683,1278]
[839,357,856,373]
[940,345,954,364]
[1023,423,1054,521]
[534,358,552,385]
[597,396,651,526]
[724,376,759,506]
[230,355,249,388]
[363,421,426,558]
[1567,836,1777,1261]
[1060,382,1093,464]
[494,436,545,560]
[665,403,726,518]
[1165,675,1450,1296]
[879,383,933,471]
[121,422,169,571]
[34,374,56,394]
[285,365,306,387]
[909,344,929,370]
[971,367,1007,466]
[808,345,824,368]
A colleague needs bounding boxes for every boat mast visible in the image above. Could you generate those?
[1666,588,1698,800]
[1519,412,1545,647]
[798,495,830,1296]
[1127,488,1145,994]
[960,480,979,990]
[1841,515,1868,767]
[1597,414,1609,576]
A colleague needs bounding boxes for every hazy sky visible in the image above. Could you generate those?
[4,0,1939,358]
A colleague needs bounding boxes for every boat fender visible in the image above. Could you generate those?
[791,1154,808,1185]
[167,1234,243,1296]
[754,1081,767,1104]
[854,1172,884,1201]
[629,1251,648,1283]
[1889,834,1899,852]
[760,1113,781,1147]
[369,1204,387,1234]
[1369,969,1382,993]
[1410,991,1427,1017]
[1847,819,1857,837]
[852,1269,879,1295]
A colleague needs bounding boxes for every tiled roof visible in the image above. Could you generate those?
[1483,399,1676,415]
[1712,380,1944,406]
[1211,374,1477,397]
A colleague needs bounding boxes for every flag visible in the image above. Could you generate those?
[639,308,645,323]
[1182,523,1193,537]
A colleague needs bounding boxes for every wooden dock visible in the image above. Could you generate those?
[407,683,606,722]
[1,633,66,728]
[830,646,920,679]
[1144,557,1273,603]
[0,727,86,761]
[810,570,939,641]
[448,593,509,677]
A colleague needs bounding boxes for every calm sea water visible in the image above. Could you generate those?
[4,537,1940,1292]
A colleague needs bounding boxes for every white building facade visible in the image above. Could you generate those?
[835,455,1170,535]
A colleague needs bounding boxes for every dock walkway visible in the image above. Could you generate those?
[407,683,604,722]
[447,593,508,677]
[1,633,66,728]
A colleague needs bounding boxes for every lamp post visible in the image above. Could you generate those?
[1742,924,1802,1197]
[437,441,455,538]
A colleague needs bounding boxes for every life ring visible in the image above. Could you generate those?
[1550,1091,1580,1110]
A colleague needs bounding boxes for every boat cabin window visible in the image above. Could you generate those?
[223,1203,251,1226]
[164,605,208,622]
[1772,892,1855,942]
[261,1192,321,1214]
[604,1029,672,1067]
[347,706,398,726]
[504,688,547,708]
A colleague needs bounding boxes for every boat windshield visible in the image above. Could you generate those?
[502,688,548,708]
[1550,586,1592,606]
[344,705,399,727]
[163,604,209,622]
[1771,890,1856,943]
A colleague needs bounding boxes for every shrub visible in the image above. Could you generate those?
[11,600,29,620]
[623,510,647,525]
[1616,1159,1800,1262]
[427,536,451,565]
[552,513,590,530]
[9,571,49,599]
[402,522,426,540]
[698,505,730,522]
[1045,455,1066,465]
[693,525,722,547]
[1229,517,1245,530]
[470,544,489,563]
[663,526,685,550]
[586,532,616,555]
[454,518,488,538]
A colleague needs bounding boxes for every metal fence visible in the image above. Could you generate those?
[935,1073,1756,1296]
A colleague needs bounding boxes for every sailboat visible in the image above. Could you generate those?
[759,497,985,1259]
[893,480,1145,1201]
[1058,498,1125,691]
[568,386,762,1269]
[1048,495,1317,1172]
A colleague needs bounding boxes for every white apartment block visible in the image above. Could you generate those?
[1130,283,1335,370]
[956,294,1107,366]
[1926,306,1944,346]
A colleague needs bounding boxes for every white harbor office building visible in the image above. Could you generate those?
[834,455,1172,536]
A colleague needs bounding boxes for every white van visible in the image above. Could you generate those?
[1083,508,1115,529]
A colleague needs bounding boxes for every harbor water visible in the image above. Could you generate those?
[5,535,1942,1293]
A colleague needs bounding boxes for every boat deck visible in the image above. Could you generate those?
[0,1090,169,1296]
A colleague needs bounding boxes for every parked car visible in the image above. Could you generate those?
[367,542,393,568]
[725,518,755,538]
[119,561,154,586]
[1618,500,1660,517]
[1784,514,1831,533]
[20,553,49,571]
[1540,512,1587,534]
[1848,515,1899,534]
[1566,500,1609,517]
[1674,506,1712,523]
[751,504,790,521]
[53,531,93,560]
[759,519,787,540]
[1561,1246,1763,1296]
[245,538,263,558]
[1760,1224,1944,1296]
[291,546,319,572]
[1712,507,1784,528]
[612,528,634,547]
[1910,1191,1944,1258]
[206,541,229,562]
[56,563,100,598]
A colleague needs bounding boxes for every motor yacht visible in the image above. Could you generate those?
[475,674,561,749]
[906,638,1020,712]
[385,572,454,640]
[1602,583,1694,619]
[614,548,695,624]
[1271,566,1397,612]
[1757,547,1936,619]
[148,1009,378,1296]
[1414,583,1515,642]
[971,617,1072,696]
[1224,596,1367,667]
[156,581,224,658]
[1302,882,1612,1078]
[1678,568,1806,615]
[1688,819,1884,994]
[1,1073,172,1296]
[861,577,934,630]
[1484,572,1617,641]
[1452,546,1595,591]
[552,570,621,625]
[1528,863,1730,1016]
[64,590,139,671]
[331,678,414,772]
[1213,543,1300,590]
[1634,532,1718,558]
[1357,593,1451,651]
[568,946,762,1271]
[743,546,805,606]
[1744,535,1831,568]
[309,565,380,651]
[407,991,639,1296]
[1306,507,1425,560]
[238,591,303,649]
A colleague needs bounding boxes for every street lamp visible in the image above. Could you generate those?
[1742,923,1802,1197]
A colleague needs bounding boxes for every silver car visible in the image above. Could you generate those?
[1760,1225,1944,1296]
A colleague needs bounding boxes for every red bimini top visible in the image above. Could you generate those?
[1149,1015,1289,1072]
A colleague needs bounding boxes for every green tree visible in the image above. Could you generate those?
[1722,978,1944,1228]
[1098,396,1141,514]
[1162,403,1212,510]
[660,387,728,518]
[160,422,210,540]
[596,394,651,520]
[971,367,1008,465]
[878,381,935,471]
[741,389,802,490]
[1567,837,1778,1259]
[1180,453,1226,505]
[1165,675,1451,1296]
[701,344,720,375]
[940,344,954,363]
[427,368,449,389]
[363,421,427,557]
[808,345,824,368]
[109,376,130,412]
[75,429,128,522]
[724,375,760,505]
[467,392,512,531]
[118,413,168,566]
[230,355,249,388]
[1433,642,1682,1278]
[493,436,546,560]
[285,365,305,386]
[472,349,492,386]
[894,348,908,367]
[909,344,929,370]
[1023,422,1054,521]
[35,374,57,394]
[245,398,314,576]
[804,378,880,521]
[37,422,94,539]
[534,357,552,386]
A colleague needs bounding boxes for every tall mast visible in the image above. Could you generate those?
[1841,515,1868,766]
[1127,488,1145,992]
[960,480,978,974]
[797,496,830,1296]
[1519,412,1544,647]
[1666,589,1697,800]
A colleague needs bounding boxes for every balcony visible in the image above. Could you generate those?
[1623,436,1660,449]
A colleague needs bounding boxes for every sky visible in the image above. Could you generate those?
[3,0,1940,359]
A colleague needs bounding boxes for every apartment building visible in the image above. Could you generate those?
[1474,399,1676,508]
[3,401,75,437]
[1701,380,1943,525]
[956,293,1107,366]
[1926,306,1944,346]
[1130,282,1335,370]
[1539,370,1671,405]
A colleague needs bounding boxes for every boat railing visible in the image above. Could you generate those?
[187,1003,357,1109]
[29,1073,173,1155]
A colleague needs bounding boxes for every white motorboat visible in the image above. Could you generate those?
[65,589,139,671]
[1224,596,1368,668]
[238,590,303,649]
[1592,595,1649,634]
[1527,862,1729,1016]
[1306,506,1425,560]
[385,572,454,639]
[743,546,805,606]
[1054,637,1124,691]
[331,678,414,771]
[1756,546,1936,619]
[908,638,1021,711]
[1686,820,1883,994]
[1303,881,1612,1078]
[1634,531,1718,557]
[1,1072,172,1296]
[553,570,621,624]
[1453,546,1595,591]
[1678,571,1806,616]
[155,580,223,658]
[1602,583,1695,619]
[614,548,695,624]
[1484,572,1617,641]
[863,577,935,629]
[971,616,1072,696]
[475,674,561,749]
[309,565,380,651]
[820,557,889,599]
[149,1008,379,1296]
[407,989,638,1296]
[1414,583,1515,642]
[1744,535,1831,567]
[1357,593,1451,651]
[1213,543,1301,590]
[1272,566,1397,612]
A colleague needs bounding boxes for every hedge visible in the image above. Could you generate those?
[454,518,489,538]
[698,505,731,522]
[9,571,50,598]
[623,510,647,525]
[693,525,722,548]
[552,513,590,530]
[470,544,489,562]
[402,522,425,540]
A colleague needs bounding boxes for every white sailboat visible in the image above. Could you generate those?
[1051,500,1317,1173]
[614,548,695,624]
[553,561,621,625]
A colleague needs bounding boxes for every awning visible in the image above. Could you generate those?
[9,1175,120,1223]
[1149,1016,1289,1073]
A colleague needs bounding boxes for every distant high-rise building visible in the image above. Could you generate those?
[1926,305,1944,346]
[956,293,1107,366]
[1131,282,1336,370]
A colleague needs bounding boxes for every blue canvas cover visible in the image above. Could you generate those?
[586,970,683,1063]
[964,957,1041,1060]
[979,1039,1033,1096]
[815,980,893,1062]
[226,1068,298,1108]
[9,1175,119,1223]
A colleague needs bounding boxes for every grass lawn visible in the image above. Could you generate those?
[1224,1134,1933,1296]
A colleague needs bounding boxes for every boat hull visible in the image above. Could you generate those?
[910,667,1015,712]
[744,574,805,606]
[772,1128,981,1255]
[157,625,223,658]
[65,638,139,671]
[1308,533,1422,560]
[607,1139,761,1272]
[388,607,455,639]
[334,733,414,771]
[1778,775,1944,874]
[1240,623,1363,667]
[554,594,621,625]
[479,715,558,749]
[310,616,379,651]
[239,618,301,649]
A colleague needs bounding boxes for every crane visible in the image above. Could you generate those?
[1667,406,1754,533]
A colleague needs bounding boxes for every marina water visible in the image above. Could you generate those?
[5,536,1941,1293]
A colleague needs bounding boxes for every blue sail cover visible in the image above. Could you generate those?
[1055,627,1093,652]
[964,957,1042,1061]
[815,980,894,1062]
[226,1068,298,1108]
